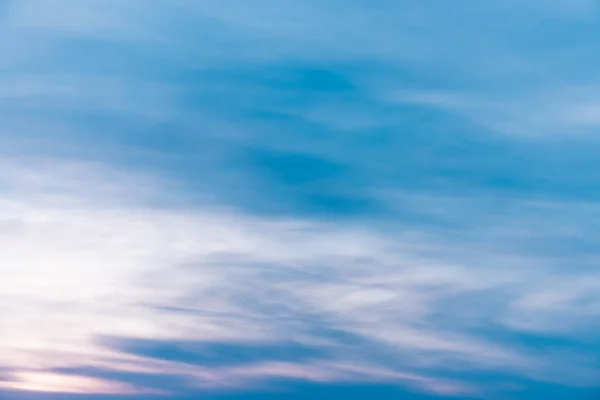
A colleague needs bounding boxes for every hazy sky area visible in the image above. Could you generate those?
[1,1,600,399]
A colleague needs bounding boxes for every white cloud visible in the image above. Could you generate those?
[389,84,600,137]
[0,155,598,395]
[3,371,164,395]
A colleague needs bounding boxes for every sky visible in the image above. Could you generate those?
[1,0,600,399]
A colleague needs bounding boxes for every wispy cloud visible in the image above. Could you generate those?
[1,156,598,397]
[1,0,600,399]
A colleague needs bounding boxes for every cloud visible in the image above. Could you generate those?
[390,85,600,138]
[0,155,598,397]
[1,0,600,398]
[97,337,326,367]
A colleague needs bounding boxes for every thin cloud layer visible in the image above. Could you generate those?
[1,157,598,397]
[1,0,600,399]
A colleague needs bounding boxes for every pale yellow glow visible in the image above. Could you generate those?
[1,372,136,394]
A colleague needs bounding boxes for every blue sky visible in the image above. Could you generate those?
[1,0,600,399]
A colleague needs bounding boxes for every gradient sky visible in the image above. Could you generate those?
[1,1,600,399]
